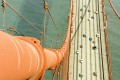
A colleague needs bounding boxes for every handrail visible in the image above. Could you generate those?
[102,0,112,80]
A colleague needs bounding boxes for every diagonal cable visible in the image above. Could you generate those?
[47,8,61,37]
[5,1,64,43]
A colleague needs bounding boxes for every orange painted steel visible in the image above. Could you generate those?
[0,7,72,80]
[0,31,45,80]
[0,22,70,80]
[0,19,70,80]
[102,0,112,80]
[0,0,72,79]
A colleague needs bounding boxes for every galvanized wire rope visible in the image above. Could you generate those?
[6,3,43,34]
[70,0,91,42]
[5,2,64,43]
[42,1,47,47]
[42,1,61,48]
[42,0,62,49]
[108,0,120,19]
[47,8,61,37]
[0,28,24,36]
[102,0,112,80]
[2,13,5,31]
[42,0,61,37]
[2,0,6,31]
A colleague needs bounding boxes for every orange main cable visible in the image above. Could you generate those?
[0,0,73,80]
[0,24,70,80]
[0,14,71,80]
[0,32,45,80]
[0,19,70,80]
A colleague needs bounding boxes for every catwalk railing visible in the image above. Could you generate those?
[102,0,112,80]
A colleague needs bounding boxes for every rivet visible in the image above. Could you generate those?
[91,16,94,19]
[84,5,86,8]
[92,46,97,50]
[76,50,79,54]
[80,16,83,19]
[79,59,83,63]
[79,73,83,78]
[96,34,100,38]
[80,8,83,11]
[83,34,86,38]
[88,9,91,12]
[80,45,83,48]
[88,18,91,21]
[34,41,37,43]
[89,37,92,41]
[95,11,98,14]
[92,41,96,44]
[93,72,97,76]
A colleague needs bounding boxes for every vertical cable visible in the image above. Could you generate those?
[42,1,48,47]
[2,0,6,31]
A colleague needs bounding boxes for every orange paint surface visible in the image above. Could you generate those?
[0,23,70,80]
[0,0,73,79]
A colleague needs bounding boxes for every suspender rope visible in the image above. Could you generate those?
[43,0,61,37]
[47,9,61,37]
[42,1,48,47]
[43,1,62,49]
[2,0,6,31]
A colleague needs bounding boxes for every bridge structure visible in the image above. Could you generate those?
[0,0,113,80]
[69,0,110,80]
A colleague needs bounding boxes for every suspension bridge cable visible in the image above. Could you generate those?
[47,8,61,37]
[6,3,43,35]
[102,1,112,79]
[47,8,62,48]
[42,1,48,47]
[5,2,63,43]
[42,0,61,36]
[108,0,120,19]
[42,0,63,48]
[2,12,5,31]
[43,0,61,38]
[2,0,6,31]
[13,30,24,36]
[70,0,91,43]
